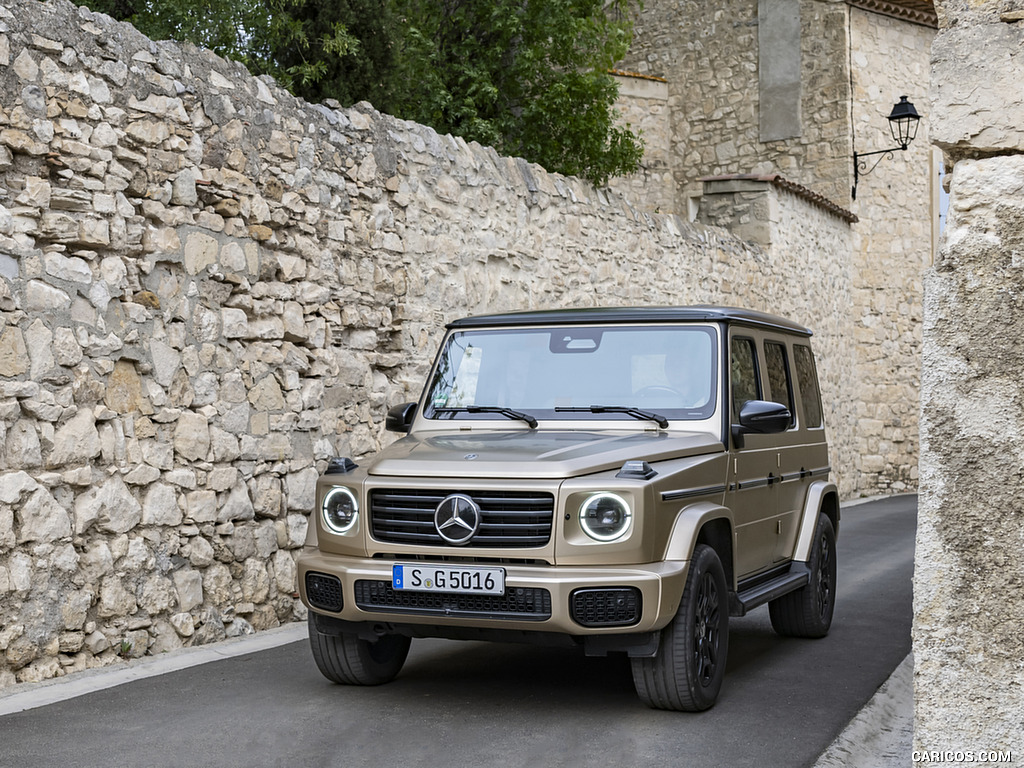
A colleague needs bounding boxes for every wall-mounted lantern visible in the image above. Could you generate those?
[852,96,921,200]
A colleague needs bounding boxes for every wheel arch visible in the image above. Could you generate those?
[664,502,735,589]
[792,480,840,562]
[696,517,734,593]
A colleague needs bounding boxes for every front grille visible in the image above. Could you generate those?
[306,572,344,612]
[370,489,554,548]
[354,580,552,621]
[570,588,642,627]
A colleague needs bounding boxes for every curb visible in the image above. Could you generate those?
[0,622,307,717]
[813,652,914,767]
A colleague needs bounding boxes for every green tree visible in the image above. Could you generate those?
[383,0,643,184]
[275,0,398,108]
[86,0,254,58]
[85,0,357,91]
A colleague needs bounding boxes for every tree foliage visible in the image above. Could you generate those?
[276,0,399,109]
[85,0,358,90]
[384,0,643,184]
[84,0,643,184]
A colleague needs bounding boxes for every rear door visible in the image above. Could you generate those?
[761,337,803,563]
[726,333,778,577]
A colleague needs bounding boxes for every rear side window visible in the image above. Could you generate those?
[794,344,823,428]
[730,337,759,422]
[764,342,794,428]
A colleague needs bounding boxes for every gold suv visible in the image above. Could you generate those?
[298,306,838,710]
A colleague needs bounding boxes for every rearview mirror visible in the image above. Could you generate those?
[385,402,418,433]
[732,400,792,446]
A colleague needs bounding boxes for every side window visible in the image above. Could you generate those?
[794,344,823,428]
[764,341,795,428]
[730,337,759,422]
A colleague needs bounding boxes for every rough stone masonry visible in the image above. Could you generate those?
[0,0,860,685]
[915,0,1024,752]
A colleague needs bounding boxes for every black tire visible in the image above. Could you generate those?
[307,614,411,685]
[631,544,729,711]
[769,514,836,638]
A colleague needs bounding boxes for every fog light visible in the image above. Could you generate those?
[579,492,632,542]
[570,587,641,627]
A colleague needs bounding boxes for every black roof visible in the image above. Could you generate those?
[448,306,812,336]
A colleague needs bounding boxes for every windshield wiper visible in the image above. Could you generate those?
[555,405,669,429]
[435,406,538,429]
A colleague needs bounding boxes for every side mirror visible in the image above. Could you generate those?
[732,400,792,446]
[385,402,418,433]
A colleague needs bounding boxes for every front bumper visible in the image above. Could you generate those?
[297,548,689,636]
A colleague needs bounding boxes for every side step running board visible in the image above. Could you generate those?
[729,563,811,617]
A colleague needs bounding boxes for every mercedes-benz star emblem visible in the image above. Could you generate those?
[434,493,482,546]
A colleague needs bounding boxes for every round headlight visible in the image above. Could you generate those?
[579,492,632,542]
[322,486,359,534]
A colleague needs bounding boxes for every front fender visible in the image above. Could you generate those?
[663,502,734,563]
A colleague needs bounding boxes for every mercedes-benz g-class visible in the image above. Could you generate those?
[298,306,838,711]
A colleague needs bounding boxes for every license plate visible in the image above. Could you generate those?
[392,564,506,596]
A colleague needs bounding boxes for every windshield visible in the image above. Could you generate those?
[423,324,718,423]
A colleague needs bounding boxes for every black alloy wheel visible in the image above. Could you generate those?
[631,544,730,711]
[768,514,837,638]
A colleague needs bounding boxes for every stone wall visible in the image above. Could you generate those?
[848,7,933,496]
[617,0,851,205]
[699,175,858,484]
[608,73,676,215]
[0,0,856,685]
[915,0,1024,751]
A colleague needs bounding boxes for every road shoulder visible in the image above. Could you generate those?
[813,652,914,767]
[0,622,306,716]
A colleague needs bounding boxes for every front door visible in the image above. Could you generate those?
[726,334,778,578]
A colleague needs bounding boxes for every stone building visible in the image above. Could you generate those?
[612,0,938,497]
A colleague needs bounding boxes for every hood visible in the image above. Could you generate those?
[367,430,725,479]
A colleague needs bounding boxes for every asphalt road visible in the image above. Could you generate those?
[0,495,916,768]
